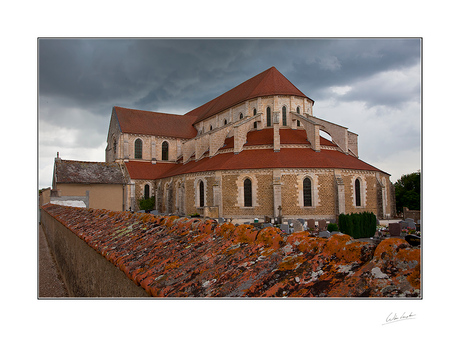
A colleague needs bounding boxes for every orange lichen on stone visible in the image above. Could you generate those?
[278,255,305,271]
[373,238,409,262]
[41,204,421,298]
[232,224,258,244]
[214,222,235,238]
[255,227,284,250]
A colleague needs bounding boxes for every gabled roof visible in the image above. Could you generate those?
[185,67,313,123]
[113,106,197,139]
[54,160,125,184]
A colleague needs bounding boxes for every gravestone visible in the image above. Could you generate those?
[307,219,316,231]
[319,231,331,238]
[318,220,327,231]
[405,234,420,246]
[280,223,290,234]
[292,219,303,232]
[407,220,416,230]
[389,223,401,237]
[399,221,408,229]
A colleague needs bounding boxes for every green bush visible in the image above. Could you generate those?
[338,212,376,239]
[139,197,155,210]
[327,223,339,232]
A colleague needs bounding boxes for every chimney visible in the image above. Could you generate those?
[56,152,61,162]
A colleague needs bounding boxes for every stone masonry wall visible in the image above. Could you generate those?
[40,208,149,297]
[40,204,421,297]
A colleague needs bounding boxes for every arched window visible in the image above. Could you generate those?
[224,119,228,125]
[303,177,312,207]
[210,125,213,131]
[296,106,301,114]
[161,141,169,161]
[355,179,361,207]
[135,139,142,159]
[282,106,287,126]
[144,184,150,199]
[253,108,257,128]
[240,112,244,120]
[266,107,272,127]
[113,138,117,155]
[199,180,205,208]
[244,178,252,207]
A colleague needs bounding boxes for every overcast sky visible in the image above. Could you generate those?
[38,38,421,188]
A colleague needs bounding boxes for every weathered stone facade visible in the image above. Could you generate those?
[103,67,395,221]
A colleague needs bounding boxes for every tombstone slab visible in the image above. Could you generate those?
[319,231,331,238]
[389,223,401,237]
[292,219,303,232]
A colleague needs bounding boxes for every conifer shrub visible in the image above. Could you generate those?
[338,212,376,239]
[327,223,339,232]
[139,197,155,210]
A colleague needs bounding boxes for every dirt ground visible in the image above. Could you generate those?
[38,225,69,298]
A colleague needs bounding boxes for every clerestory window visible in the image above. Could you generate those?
[135,139,143,159]
[162,141,169,161]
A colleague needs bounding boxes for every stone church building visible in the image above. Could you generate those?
[104,66,395,222]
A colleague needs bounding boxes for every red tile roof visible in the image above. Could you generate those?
[41,204,421,297]
[124,161,177,180]
[185,67,313,123]
[222,129,336,149]
[114,106,197,139]
[156,148,383,179]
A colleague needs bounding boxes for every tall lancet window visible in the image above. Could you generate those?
[355,179,361,207]
[199,180,205,208]
[135,139,142,159]
[244,178,252,207]
[303,177,312,207]
[266,107,272,127]
[162,141,169,161]
[282,106,287,126]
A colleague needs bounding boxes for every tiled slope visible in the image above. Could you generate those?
[41,204,420,297]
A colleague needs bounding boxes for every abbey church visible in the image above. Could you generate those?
[52,67,395,222]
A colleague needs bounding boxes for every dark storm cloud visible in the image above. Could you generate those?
[38,38,421,188]
[39,38,420,114]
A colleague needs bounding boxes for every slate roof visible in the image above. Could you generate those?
[185,66,313,123]
[41,204,421,297]
[54,160,125,184]
[114,106,198,139]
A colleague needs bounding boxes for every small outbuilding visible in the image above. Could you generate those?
[52,153,127,211]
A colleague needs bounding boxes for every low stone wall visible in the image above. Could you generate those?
[40,209,150,297]
[40,204,421,298]
[403,207,421,223]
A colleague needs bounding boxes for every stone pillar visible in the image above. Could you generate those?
[273,111,280,152]
[124,140,129,159]
[273,169,282,219]
[213,172,222,217]
[151,141,156,161]
[335,171,345,219]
